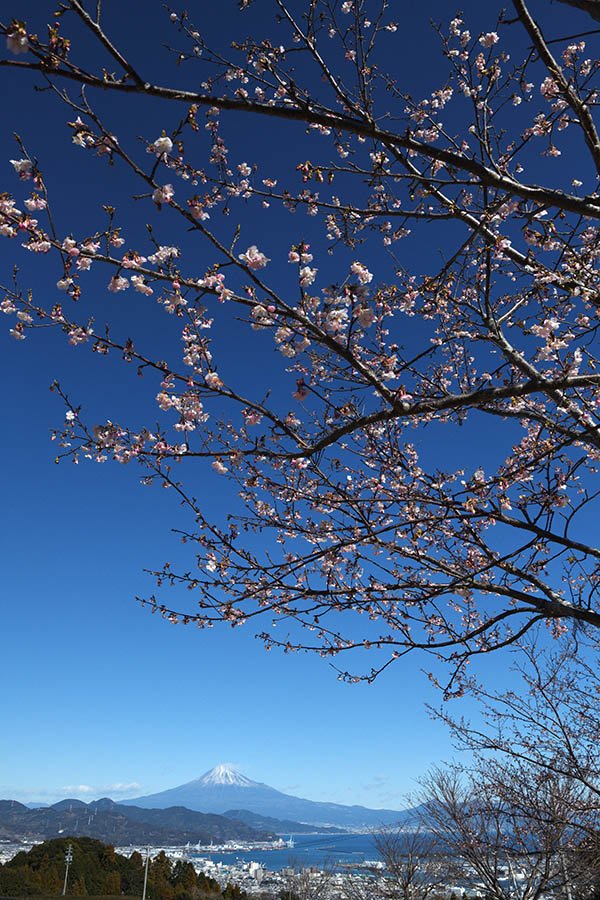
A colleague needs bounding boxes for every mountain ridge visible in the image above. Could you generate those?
[0,796,275,845]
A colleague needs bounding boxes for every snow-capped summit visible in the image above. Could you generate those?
[199,764,255,788]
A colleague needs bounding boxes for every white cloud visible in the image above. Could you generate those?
[108,782,143,793]
[62,782,143,797]
[1,782,143,803]
[61,781,142,796]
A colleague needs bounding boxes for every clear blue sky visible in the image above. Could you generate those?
[0,0,586,809]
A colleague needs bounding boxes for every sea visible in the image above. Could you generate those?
[191,833,379,872]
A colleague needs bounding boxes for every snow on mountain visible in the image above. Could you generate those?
[130,764,410,828]
[199,765,255,788]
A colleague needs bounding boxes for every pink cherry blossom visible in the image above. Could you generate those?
[24,195,47,211]
[299,265,317,286]
[10,158,33,179]
[242,408,262,426]
[205,372,223,389]
[238,245,270,269]
[356,306,375,328]
[540,76,560,100]
[148,246,179,265]
[62,237,80,257]
[152,184,174,206]
[350,261,373,284]
[479,32,499,48]
[108,275,129,292]
[131,274,153,295]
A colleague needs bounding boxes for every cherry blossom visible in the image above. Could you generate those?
[355,306,376,328]
[205,372,223,389]
[10,158,32,179]
[130,274,153,295]
[152,184,174,206]
[479,32,499,48]
[148,246,179,265]
[6,22,28,55]
[24,195,46,211]
[299,265,317,286]
[350,261,373,284]
[238,245,270,269]
[150,135,173,156]
[108,275,129,292]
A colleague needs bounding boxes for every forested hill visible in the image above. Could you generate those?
[0,799,274,845]
[0,837,246,899]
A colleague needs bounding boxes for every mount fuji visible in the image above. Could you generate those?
[130,764,409,828]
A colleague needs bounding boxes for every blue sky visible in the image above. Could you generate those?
[0,0,588,809]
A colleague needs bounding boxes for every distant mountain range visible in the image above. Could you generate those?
[0,798,275,845]
[4,763,411,839]
[222,809,346,835]
[131,764,409,828]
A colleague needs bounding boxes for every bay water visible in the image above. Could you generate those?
[192,833,379,871]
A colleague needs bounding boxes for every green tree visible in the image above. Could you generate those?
[105,871,122,895]
[71,875,88,895]
[38,857,62,895]
[0,837,146,898]
[120,850,145,896]
[195,872,222,899]
[222,884,247,900]
[149,851,175,900]
[172,860,198,892]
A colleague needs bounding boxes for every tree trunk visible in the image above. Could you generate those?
[554,0,600,22]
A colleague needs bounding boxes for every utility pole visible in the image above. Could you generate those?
[62,844,73,897]
[142,847,151,900]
